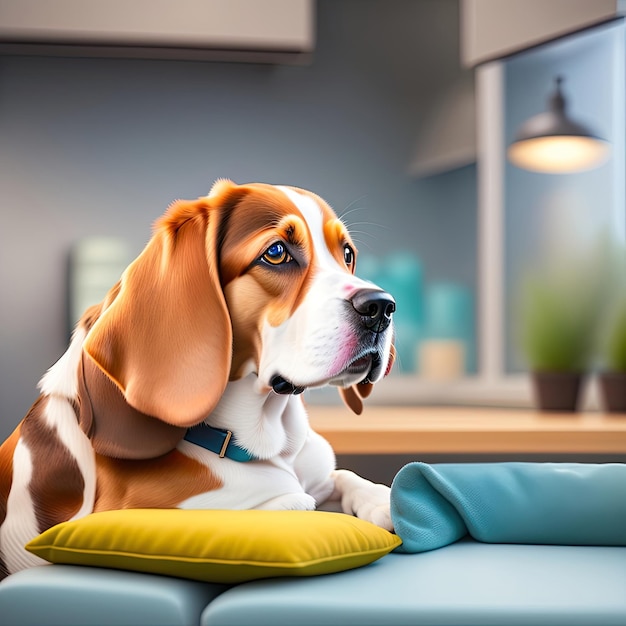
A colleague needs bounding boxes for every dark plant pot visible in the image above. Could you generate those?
[531,371,585,412]
[598,372,626,413]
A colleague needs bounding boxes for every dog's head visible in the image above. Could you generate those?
[84,180,395,426]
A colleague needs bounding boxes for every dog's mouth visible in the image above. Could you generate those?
[270,350,382,395]
[330,348,383,388]
[270,375,306,395]
[343,351,376,379]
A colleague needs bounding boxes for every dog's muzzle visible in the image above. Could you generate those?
[270,288,395,395]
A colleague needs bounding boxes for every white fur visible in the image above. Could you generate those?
[331,469,393,529]
[205,374,307,460]
[1,441,47,573]
[178,374,336,511]
[38,326,86,398]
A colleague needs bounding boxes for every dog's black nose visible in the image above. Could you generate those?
[351,289,395,333]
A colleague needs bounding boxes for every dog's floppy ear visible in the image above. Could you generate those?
[83,191,233,427]
[339,345,396,415]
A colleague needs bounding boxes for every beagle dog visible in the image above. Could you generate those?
[0,180,396,579]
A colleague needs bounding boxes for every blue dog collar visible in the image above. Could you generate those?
[184,424,256,462]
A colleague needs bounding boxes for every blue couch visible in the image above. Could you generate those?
[2,462,626,626]
[2,541,626,626]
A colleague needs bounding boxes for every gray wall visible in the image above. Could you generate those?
[0,0,477,440]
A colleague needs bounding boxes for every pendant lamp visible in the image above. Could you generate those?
[507,76,609,174]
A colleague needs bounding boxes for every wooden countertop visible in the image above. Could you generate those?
[307,405,626,455]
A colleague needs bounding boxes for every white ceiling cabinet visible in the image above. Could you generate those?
[0,0,314,63]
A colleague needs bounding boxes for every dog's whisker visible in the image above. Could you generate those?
[351,241,374,252]
[339,195,370,217]
[345,220,391,232]
[353,241,374,253]
[347,229,381,240]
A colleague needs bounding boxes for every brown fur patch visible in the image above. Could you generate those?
[20,397,85,534]
[324,219,357,274]
[224,275,269,378]
[94,450,222,512]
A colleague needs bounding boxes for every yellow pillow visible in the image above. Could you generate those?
[26,509,401,583]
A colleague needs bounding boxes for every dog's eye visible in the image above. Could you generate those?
[344,245,355,268]
[262,242,292,265]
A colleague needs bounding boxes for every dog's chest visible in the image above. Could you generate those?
[173,384,324,510]
[174,443,312,510]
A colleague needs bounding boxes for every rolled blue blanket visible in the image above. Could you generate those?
[390,462,626,553]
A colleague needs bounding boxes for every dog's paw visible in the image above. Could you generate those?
[332,469,394,531]
[367,503,393,531]
[258,492,317,511]
[348,489,393,531]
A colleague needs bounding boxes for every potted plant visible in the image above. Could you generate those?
[519,269,600,412]
[598,299,626,413]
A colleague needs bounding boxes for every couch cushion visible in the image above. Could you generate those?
[25,508,401,583]
[201,540,626,626]
[0,564,225,626]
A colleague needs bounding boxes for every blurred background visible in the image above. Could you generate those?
[0,0,625,443]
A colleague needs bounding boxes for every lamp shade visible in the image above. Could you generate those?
[507,77,609,174]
